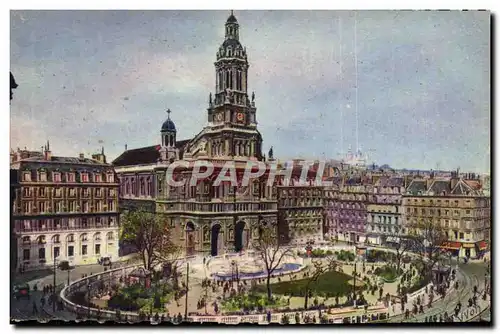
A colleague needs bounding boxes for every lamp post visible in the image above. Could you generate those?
[87,282,92,318]
[53,256,57,312]
[184,262,189,320]
[353,261,357,308]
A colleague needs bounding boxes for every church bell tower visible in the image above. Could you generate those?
[208,10,257,128]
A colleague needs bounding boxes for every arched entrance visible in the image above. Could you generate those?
[185,222,196,256]
[234,221,247,252]
[211,224,222,256]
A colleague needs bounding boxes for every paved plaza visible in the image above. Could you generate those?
[10,248,490,324]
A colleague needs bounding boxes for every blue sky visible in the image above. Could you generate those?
[10,10,490,173]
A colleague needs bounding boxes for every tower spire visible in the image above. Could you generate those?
[166,108,171,119]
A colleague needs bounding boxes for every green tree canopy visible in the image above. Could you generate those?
[120,210,179,270]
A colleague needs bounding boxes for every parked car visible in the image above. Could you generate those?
[13,284,30,300]
[57,259,75,270]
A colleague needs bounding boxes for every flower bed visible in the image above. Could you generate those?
[373,265,401,283]
[221,293,287,313]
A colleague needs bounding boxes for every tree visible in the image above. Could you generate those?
[387,231,413,275]
[254,227,293,300]
[303,257,338,309]
[406,219,447,282]
[120,209,180,271]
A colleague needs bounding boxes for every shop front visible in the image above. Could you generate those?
[476,240,488,259]
[440,241,461,257]
[460,243,476,259]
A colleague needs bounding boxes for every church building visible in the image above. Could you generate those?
[113,12,283,256]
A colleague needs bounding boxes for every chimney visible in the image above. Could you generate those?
[79,153,85,159]
[451,172,460,190]
[92,147,107,163]
[44,140,52,161]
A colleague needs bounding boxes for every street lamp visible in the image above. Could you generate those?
[53,255,58,312]
[353,262,357,308]
[87,282,92,318]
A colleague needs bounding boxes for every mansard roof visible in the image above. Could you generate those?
[427,179,452,195]
[451,179,479,196]
[112,139,191,167]
[406,179,427,195]
[376,176,405,188]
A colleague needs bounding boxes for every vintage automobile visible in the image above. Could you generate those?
[13,284,30,300]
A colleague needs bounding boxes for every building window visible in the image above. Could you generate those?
[106,174,114,183]
[95,174,102,183]
[82,245,88,256]
[38,248,45,259]
[53,246,60,259]
[466,210,470,214]
[53,172,61,182]
[23,172,31,181]
[81,173,89,183]
[96,188,102,197]
[82,218,88,228]
[39,172,47,182]
[67,173,75,182]
[23,249,30,261]
[459,232,464,239]
[95,244,101,255]
[22,202,31,213]
[68,246,74,257]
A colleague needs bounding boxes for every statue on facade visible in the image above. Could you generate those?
[209,92,212,105]
[251,91,255,102]
[225,88,232,103]
[268,146,274,160]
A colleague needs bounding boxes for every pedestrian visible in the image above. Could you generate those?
[40,296,45,308]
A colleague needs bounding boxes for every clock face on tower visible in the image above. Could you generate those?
[216,113,223,122]
[236,112,245,123]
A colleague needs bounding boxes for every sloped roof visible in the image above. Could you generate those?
[428,179,452,195]
[406,179,427,195]
[16,155,107,166]
[451,179,479,196]
[112,140,191,167]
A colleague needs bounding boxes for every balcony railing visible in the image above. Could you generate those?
[159,200,278,213]
[17,223,118,234]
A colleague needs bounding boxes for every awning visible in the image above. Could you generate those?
[386,237,400,243]
[462,243,475,249]
[440,241,461,250]
[477,241,488,251]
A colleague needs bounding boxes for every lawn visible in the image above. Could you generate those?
[255,270,354,298]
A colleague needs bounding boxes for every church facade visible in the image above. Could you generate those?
[113,12,283,256]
